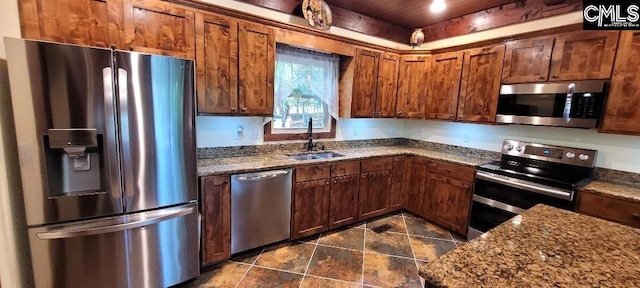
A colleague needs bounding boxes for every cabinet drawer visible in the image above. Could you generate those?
[361,157,393,173]
[331,161,361,177]
[295,165,331,182]
[577,192,640,228]
[428,161,475,183]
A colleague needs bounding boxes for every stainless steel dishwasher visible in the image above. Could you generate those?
[231,169,292,254]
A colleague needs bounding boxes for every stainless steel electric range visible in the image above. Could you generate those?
[467,140,597,240]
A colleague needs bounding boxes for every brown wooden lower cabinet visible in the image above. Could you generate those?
[328,174,360,229]
[404,157,428,216]
[422,173,473,235]
[358,169,392,220]
[291,179,331,239]
[200,175,231,267]
[577,191,640,229]
[389,156,407,211]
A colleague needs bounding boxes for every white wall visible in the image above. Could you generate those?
[404,120,640,174]
[196,116,403,147]
[0,0,32,287]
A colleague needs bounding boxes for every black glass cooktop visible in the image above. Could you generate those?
[477,155,594,191]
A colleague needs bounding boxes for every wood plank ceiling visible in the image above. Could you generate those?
[235,0,583,44]
[323,0,518,28]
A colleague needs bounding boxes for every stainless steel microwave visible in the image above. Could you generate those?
[497,80,608,128]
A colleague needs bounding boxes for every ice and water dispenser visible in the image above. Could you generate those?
[43,128,106,197]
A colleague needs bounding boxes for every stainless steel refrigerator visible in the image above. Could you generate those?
[5,38,199,288]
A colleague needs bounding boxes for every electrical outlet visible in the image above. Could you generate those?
[352,127,359,136]
[235,125,243,140]
[463,134,471,143]
[418,128,425,136]
[389,126,394,135]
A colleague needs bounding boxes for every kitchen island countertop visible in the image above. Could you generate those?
[419,204,640,288]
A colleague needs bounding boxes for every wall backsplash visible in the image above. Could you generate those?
[196,116,404,148]
[197,117,640,174]
[404,119,640,174]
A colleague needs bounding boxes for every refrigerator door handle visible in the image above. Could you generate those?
[117,67,135,209]
[36,206,194,240]
[103,67,124,201]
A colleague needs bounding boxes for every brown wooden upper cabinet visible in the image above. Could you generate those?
[196,16,275,116]
[350,50,400,118]
[351,49,380,117]
[397,55,431,119]
[503,31,619,84]
[200,175,231,267]
[502,37,554,83]
[549,31,619,81]
[122,0,195,59]
[600,31,640,135]
[457,45,505,123]
[18,0,120,48]
[426,51,463,120]
[196,13,238,114]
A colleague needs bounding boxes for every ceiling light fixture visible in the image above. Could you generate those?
[430,0,446,13]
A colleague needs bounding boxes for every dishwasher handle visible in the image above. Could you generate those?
[235,170,290,181]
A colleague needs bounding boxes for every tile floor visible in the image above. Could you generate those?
[180,211,465,288]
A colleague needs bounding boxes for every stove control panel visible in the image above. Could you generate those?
[501,140,597,168]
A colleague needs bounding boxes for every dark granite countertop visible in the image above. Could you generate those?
[197,146,492,176]
[419,204,640,288]
[580,181,640,203]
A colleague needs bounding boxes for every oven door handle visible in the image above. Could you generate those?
[476,171,574,201]
[473,195,526,214]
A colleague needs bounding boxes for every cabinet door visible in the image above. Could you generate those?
[457,45,505,123]
[549,31,619,81]
[502,37,554,83]
[577,191,640,228]
[397,55,431,118]
[389,156,407,211]
[123,0,195,58]
[292,179,330,239]
[426,51,463,120]
[200,175,231,267]
[423,174,473,235]
[18,0,115,48]
[238,21,275,116]
[376,53,400,118]
[404,157,428,216]
[328,175,360,229]
[358,170,392,220]
[351,49,380,117]
[601,31,640,135]
[195,13,238,114]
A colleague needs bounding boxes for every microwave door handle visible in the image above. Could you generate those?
[563,83,576,124]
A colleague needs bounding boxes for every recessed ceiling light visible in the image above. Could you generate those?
[430,0,446,13]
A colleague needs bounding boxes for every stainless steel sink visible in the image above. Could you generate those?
[288,152,345,161]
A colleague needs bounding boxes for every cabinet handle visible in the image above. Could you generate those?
[632,214,640,219]
[241,107,247,112]
[129,46,134,51]
[231,107,236,112]
[449,114,454,119]
[397,111,403,115]
[326,181,330,185]
[333,180,337,184]
[539,76,546,80]
[552,75,559,78]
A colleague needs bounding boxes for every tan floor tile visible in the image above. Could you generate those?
[254,242,315,273]
[236,266,302,288]
[367,215,407,234]
[300,276,362,288]
[363,253,422,288]
[409,236,457,261]
[185,261,249,288]
[318,227,365,251]
[365,230,413,258]
[306,245,363,283]
[404,217,450,240]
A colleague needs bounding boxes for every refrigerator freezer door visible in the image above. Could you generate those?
[29,202,199,288]
[4,37,124,226]
[115,51,197,212]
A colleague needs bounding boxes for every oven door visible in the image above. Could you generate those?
[468,171,576,239]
